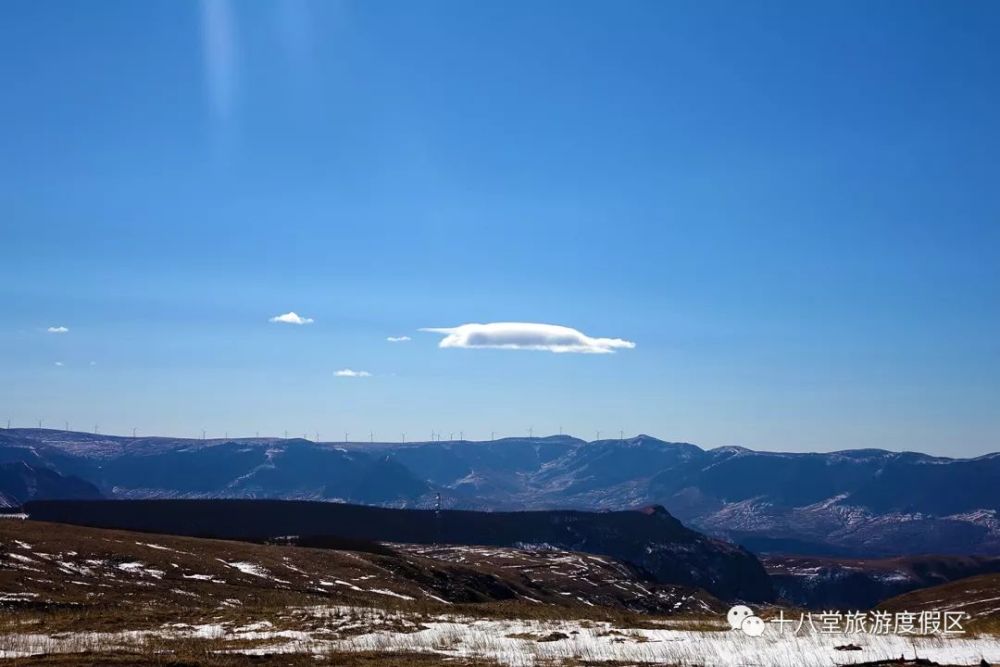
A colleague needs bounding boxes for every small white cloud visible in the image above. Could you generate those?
[89,361,97,366]
[386,336,411,343]
[54,361,64,367]
[47,326,69,334]
[334,368,372,378]
[269,311,314,325]
[420,322,636,354]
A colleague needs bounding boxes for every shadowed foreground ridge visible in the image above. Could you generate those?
[24,498,774,602]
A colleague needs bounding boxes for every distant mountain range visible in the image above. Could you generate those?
[3,429,998,557]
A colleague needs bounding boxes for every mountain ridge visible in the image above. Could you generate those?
[23,498,774,602]
[4,428,998,556]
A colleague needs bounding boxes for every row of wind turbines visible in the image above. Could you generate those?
[5,420,632,444]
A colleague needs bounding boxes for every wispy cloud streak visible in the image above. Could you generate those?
[201,0,238,120]
[334,369,372,377]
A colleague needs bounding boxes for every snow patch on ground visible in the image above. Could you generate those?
[216,559,288,582]
[116,562,165,579]
[366,588,414,601]
[0,603,997,666]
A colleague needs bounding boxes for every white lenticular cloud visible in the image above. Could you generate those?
[47,326,69,334]
[334,369,372,378]
[269,311,314,325]
[54,361,64,367]
[420,322,636,354]
[386,336,411,343]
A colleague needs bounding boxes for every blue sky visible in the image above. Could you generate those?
[2,1,998,455]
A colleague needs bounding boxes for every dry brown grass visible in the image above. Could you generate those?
[0,648,494,666]
[0,519,724,632]
[877,573,1000,634]
[0,519,734,665]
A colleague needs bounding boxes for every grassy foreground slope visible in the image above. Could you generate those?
[3,520,999,666]
[878,573,1000,634]
[0,519,724,664]
[23,498,775,602]
[0,519,720,621]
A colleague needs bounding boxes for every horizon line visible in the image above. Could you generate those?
[3,426,996,461]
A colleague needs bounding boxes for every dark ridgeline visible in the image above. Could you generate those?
[764,554,1000,609]
[0,461,101,507]
[25,498,774,603]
